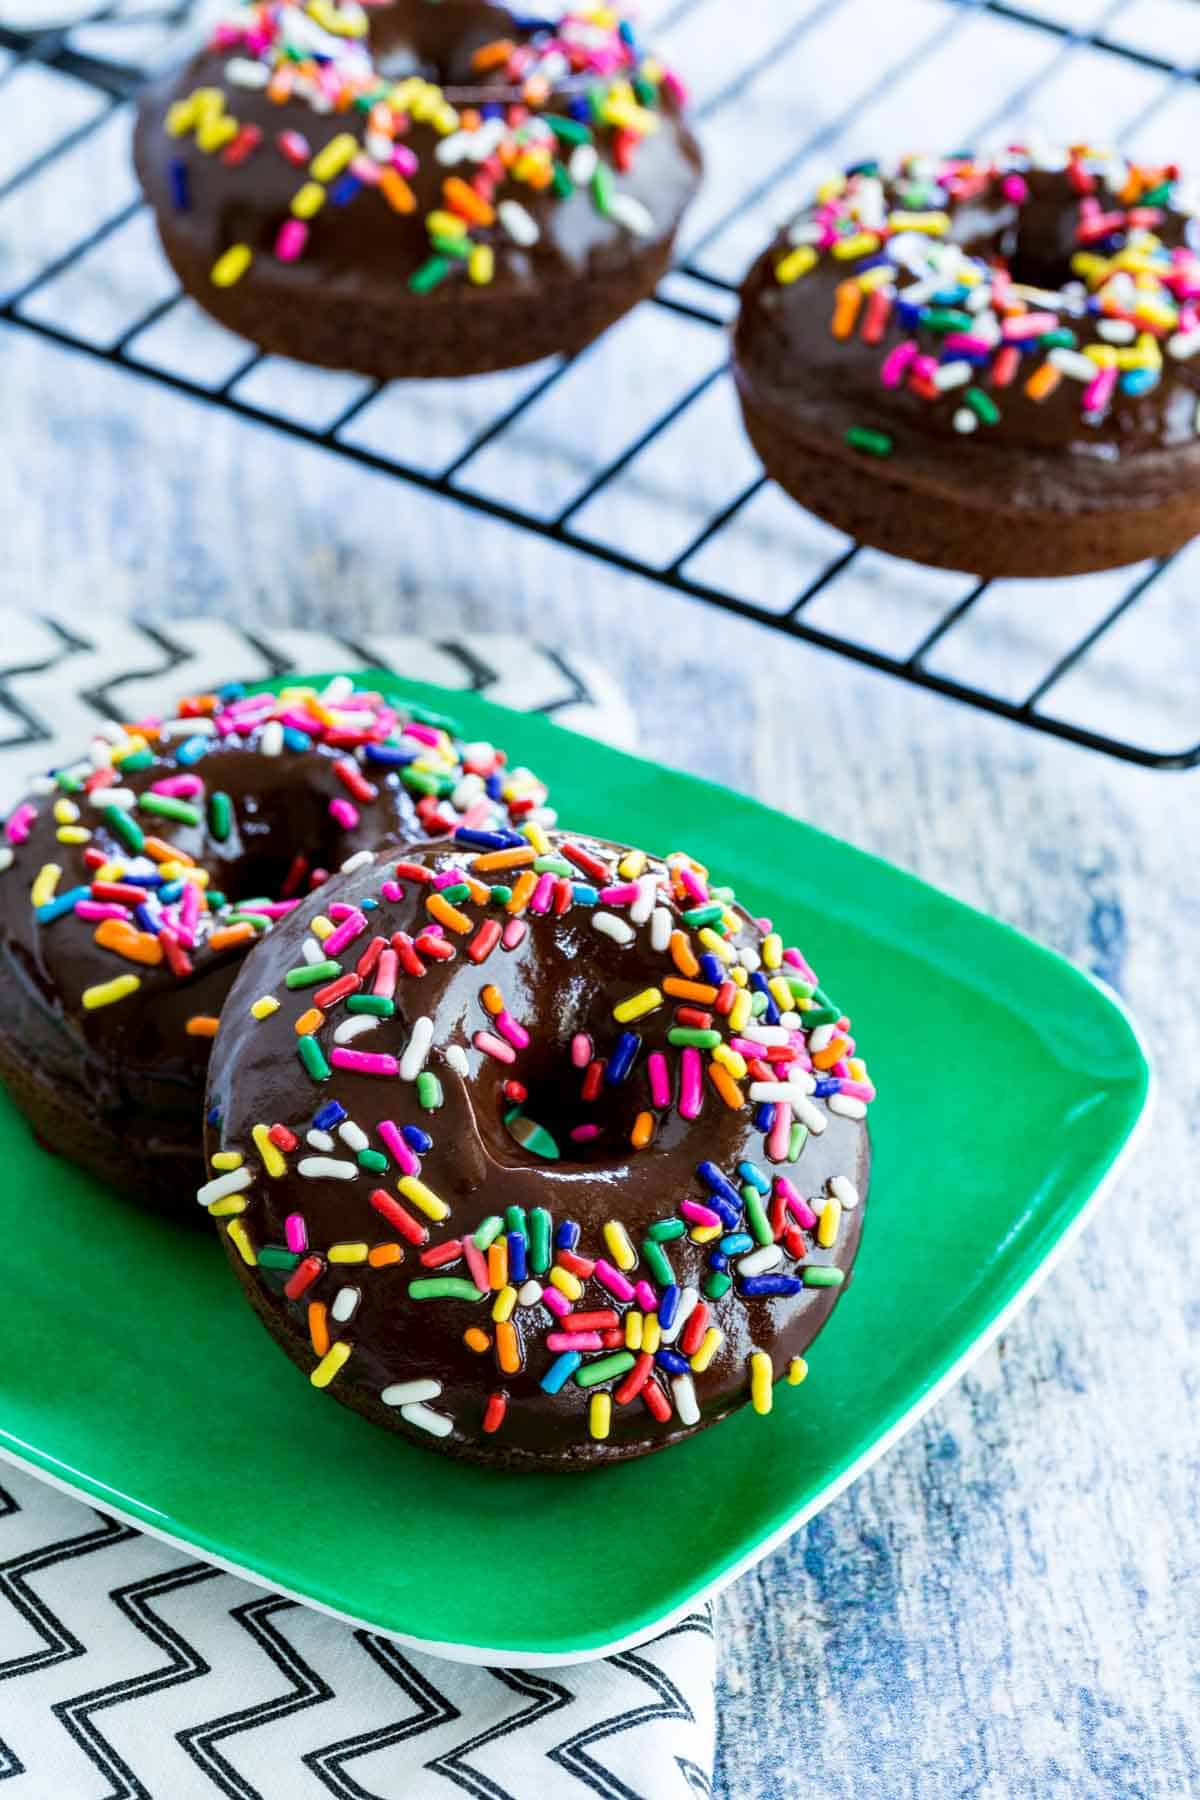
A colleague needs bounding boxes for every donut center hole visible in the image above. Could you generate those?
[501,1059,643,1167]
[371,2,535,87]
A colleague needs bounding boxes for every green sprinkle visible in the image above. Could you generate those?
[286,960,342,989]
[429,234,472,260]
[923,307,973,333]
[743,1186,774,1246]
[438,882,471,903]
[298,1036,331,1082]
[410,1277,486,1301]
[1141,180,1173,206]
[530,1206,552,1275]
[209,791,232,841]
[750,991,769,1017]
[417,1071,443,1111]
[784,976,816,999]
[704,1270,733,1301]
[799,1006,839,1029]
[787,1123,809,1163]
[103,805,144,854]
[667,1028,722,1049]
[574,1351,636,1389]
[118,749,154,774]
[474,1215,504,1251]
[139,794,201,826]
[965,386,1000,426]
[490,884,513,905]
[505,1204,528,1242]
[647,1219,687,1243]
[682,903,724,928]
[224,912,272,931]
[346,994,395,1016]
[208,891,226,910]
[547,114,592,144]
[591,164,614,215]
[642,1239,675,1287]
[401,767,451,797]
[506,1111,560,1160]
[533,856,572,876]
[357,1148,388,1174]
[409,255,451,293]
[56,770,84,794]
[803,1266,845,1288]
[633,73,656,107]
[257,1246,301,1271]
[551,164,574,199]
[845,426,893,457]
[1038,327,1077,350]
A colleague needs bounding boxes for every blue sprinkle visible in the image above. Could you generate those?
[362,896,378,910]
[750,971,780,1024]
[1121,368,1159,396]
[696,1162,742,1226]
[453,827,515,850]
[282,728,312,753]
[567,95,590,121]
[157,880,184,904]
[720,1233,754,1255]
[754,1103,774,1133]
[329,171,361,206]
[485,771,505,800]
[541,1350,583,1394]
[174,735,209,766]
[741,1275,805,1297]
[507,1231,528,1283]
[698,952,725,987]
[658,1285,680,1330]
[571,883,598,906]
[707,1250,729,1273]
[403,1125,432,1153]
[738,1161,770,1194]
[655,1348,690,1375]
[216,682,245,702]
[134,902,161,934]
[168,156,189,211]
[313,1100,347,1131]
[117,873,165,889]
[482,101,505,119]
[35,885,90,925]
[555,1219,581,1251]
[207,1104,223,1126]
[812,1077,840,1098]
[605,1031,640,1085]
[363,744,417,767]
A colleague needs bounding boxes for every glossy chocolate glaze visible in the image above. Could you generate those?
[133,1,702,357]
[204,833,870,1468]
[735,160,1200,513]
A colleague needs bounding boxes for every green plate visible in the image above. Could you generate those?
[0,672,1151,1666]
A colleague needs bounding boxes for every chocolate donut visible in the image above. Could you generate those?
[133,1,702,380]
[201,830,872,1468]
[0,680,551,1214]
[733,147,1200,577]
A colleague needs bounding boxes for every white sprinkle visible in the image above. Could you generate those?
[630,872,658,927]
[365,128,393,161]
[829,1094,868,1119]
[499,199,540,247]
[1048,347,1097,382]
[807,1023,837,1053]
[452,774,484,812]
[610,192,655,238]
[338,1120,369,1152]
[1168,328,1200,362]
[331,1285,360,1323]
[660,1286,699,1346]
[650,905,672,953]
[322,675,354,703]
[334,1016,376,1044]
[444,1043,470,1078]
[933,359,972,391]
[0,848,12,874]
[399,1015,434,1081]
[738,943,762,972]
[569,143,598,185]
[749,1081,802,1103]
[738,1244,784,1277]
[196,1167,252,1207]
[830,1174,860,1210]
[400,1401,454,1438]
[953,407,978,434]
[791,1093,827,1135]
[89,741,112,768]
[259,719,284,757]
[671,1374,700,1428]
[297,1156,357,1180]
[518,1280,544,1307]
[98,722,127,745]
[92,787,136,811]
[788,1067,817,1095]
[225,54,270,88]
[382,1377,442,1407]
[1097,318,1136,344]
[306,1129,335,1151]
[592,911,635,945]
[740,1025,789,1046]
[301,936,325,965]
[160,715,217,738]
[340,849,375,875]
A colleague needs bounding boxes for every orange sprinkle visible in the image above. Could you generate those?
[444,175,495,226]
[308,1302,329,1356]
[464,1326,491,1353]
[473,847,536,873]
[368,1243,403,1268]
[669,930,700,977]
[481,984,504,1015]
[94,918,163,965]
[832,280,862,340]
[812,1036,849,1070]
[267,66,293,103]
[143,835,195,866]
[631,1110,655,1150]
[472,36,514,70]
[294,1007,324,1036]
[496,1319,521,1374]
[1025,361,1062,402]
[185,1015,220,1038]
[708,1061,746,1110]
[379,168,416,214]
[662,977,719,1003]
[507,870,538,914]
[463,874,491,905]
[487,1239,509,1290]
[209,923,257,953]
[427,892,473,934]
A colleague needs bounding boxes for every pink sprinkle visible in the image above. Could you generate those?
[662,69,687,106]
[327,903,356,920]
[373,948,398,998]
[1001,173,1028,203]
[634,1280,658,1312]
[767,1101,792,1162]
[943,332,993,357]
[6,803,37,845]
[462,1238,490,1293]
[775,1176,818,1231]
[495,1010,529,1049]
[782,946,817,983]
[275,218,308,263]
[639,1053,668,1112]
[474,1029,515,1064]
[598,882,638,904]
[250,900,301,919]
[910,352,938,383]
[543,1286,570,1319]
[381,880,405,903]
[547,1331,602,1352]
[529,872,555,914]
[571,1033,593,1069]
[150,774,204,798]
[679,1046,703,1120]
[432,869,462,890]
[460,800,494,830]
[392,144,418,176]
[378,1119,419,1176]
[676,864,708,903]
[330,1048,399,1077]
[322,910,368,957]
[75,901,129,922]
[1083,365,1117,415]
[329,797,359,830]
[570,1124,602,1142]
[838,1078,876,1102]
[681,1200,721,1229]
[502,918,526,950]
[594,1259,636,1303]
[880,341,918,388]
[403,722,441,747]
[1001,311,1059,342]
[285,1214,307,1252]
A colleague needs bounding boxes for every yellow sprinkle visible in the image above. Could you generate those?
[211,244,252,288]
[712,1043,747,1080]
[603,1219,637,1271]
[226,1219,257,1266]
[211,1150,244,1171]
[768,975,794,1012]
[698,927,734,964]
[427,208,467,239]
[888,209,950,235]
[207,1196,247,1217]
[689,1223,722,1244]
[818,1196,842,1249]
[613,987,663,1025]
[310,1340,351,1388]
[309,131,357,182]
[110,735,148,763]
[690,1326,722,1373]
[787,1357,809,1386]
[82,974,140,1010]
[251,995,280,1020]
[728,988,752,1033]
[618,849,647,880]
[589,1393,612,1441]
[832,230,881,260]
[30,864,61,909]
[731,965,748,987]
[548,1265,582,1302]
[252,1122,286,1179]
[397,1175,449,1222]
[328,1242,369,1263]
[750,1350,774,1415]
[196,114,238,155]
[492,1283,517,1323]
[522,821,550,855]
[56,827,90,845]
[468,244,494,286]
[642,1314,662,1355]
[291,181,326,220]
[775,244,817,284]
[53,799,79,824]
[762,932,782,970]
[310,914,334,940]
[625,1309,643,1350]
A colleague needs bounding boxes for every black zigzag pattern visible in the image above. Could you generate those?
[303,1633,464,1798]
[0,1481,139,1682]
[424,1666,574,1800]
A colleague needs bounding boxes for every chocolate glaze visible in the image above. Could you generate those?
[204,833,870,1469]
[133,1,703,378]
[735,157,1200,540]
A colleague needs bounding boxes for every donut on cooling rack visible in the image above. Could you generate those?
[0,680,551,1215]
[132,1,703,380]
[200,830,872,1467]
[733,146,1200,578]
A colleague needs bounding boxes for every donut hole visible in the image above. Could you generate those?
[491,1053,646,1169]
[371,1,534,88]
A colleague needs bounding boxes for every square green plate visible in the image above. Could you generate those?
[0,671,1151,1666]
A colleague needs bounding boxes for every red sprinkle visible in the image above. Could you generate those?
[420,1238,464,1268]
[369,1188,428,1246]
[314,972,361,1009]
[482,1391,507,1434]
[642,1377,672,1423]
[269,1123,299,1151]
[615,1352,654,1405]
[284,1254,323,1300]
[468,919,502,963]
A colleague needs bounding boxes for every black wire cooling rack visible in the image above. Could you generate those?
[2,0,1199,768]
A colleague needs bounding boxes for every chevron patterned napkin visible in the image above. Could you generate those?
[0,617,716,1799]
